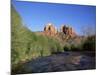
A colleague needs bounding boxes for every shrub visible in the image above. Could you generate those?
[82,36,96,51]
[63,45,70,51]
[70,44,81,51]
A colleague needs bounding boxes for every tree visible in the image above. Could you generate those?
[81,25,96,36]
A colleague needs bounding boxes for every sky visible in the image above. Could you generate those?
[12,0,96,35]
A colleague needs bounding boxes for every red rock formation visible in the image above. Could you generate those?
[61,25,77,38]
[44,23,57,36]
[44,23,77,39]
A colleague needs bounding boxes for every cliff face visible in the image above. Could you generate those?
[43,23,77,40]
[44,23,57,36]
[60,25,77,38]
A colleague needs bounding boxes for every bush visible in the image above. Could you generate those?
[63,45,70,51]
[82,36,96,51]
[70,44,81,51]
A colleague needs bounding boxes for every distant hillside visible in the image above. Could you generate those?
[35,23,86,47]
[37,23,95,52]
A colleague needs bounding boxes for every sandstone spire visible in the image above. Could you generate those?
[60,25,77,38]
[44,23,57,36]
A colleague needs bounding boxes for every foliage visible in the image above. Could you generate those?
[11,5,63,71]
[82,35,96,51]
[63,45,70,51]
[63,35,96,52]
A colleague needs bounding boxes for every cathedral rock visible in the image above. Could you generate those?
[44,23,77,39]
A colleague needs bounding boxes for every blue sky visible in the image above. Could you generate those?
[12,0,96,35]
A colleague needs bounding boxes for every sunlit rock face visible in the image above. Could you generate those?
[44,23,57,36]
[44,23,77,40]
[60,25,77,38]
